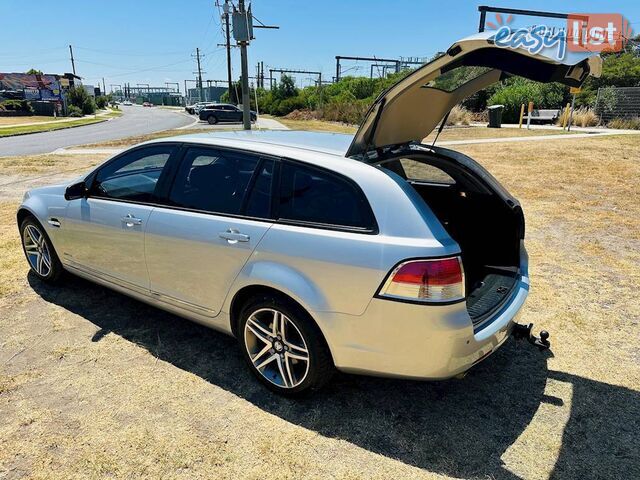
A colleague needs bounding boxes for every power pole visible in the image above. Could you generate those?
[238,0,251,130]
[193,48,205,102]
[102,78,106,96]
[223,0,233,98]
[69,45,76,76]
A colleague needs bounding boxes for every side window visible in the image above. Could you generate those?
[92,144,176,202]
[168,147,260,214]
[278,162,375,230]
[391,158,455,185]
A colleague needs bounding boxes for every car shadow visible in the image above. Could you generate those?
[28,273,639,479]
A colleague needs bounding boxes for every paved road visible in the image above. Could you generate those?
[0,105,195,157]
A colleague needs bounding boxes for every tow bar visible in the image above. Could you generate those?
[512,323,550,350]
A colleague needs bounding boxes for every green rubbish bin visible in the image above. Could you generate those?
[488,104,504,128]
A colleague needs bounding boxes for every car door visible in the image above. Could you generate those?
[220,105,234,122]
[230,106,242,122]
[144,145,276,317]
[62,143,179,292]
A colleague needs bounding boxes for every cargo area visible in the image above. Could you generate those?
[378,148,525,323]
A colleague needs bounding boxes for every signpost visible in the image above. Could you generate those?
[567,87,581,131]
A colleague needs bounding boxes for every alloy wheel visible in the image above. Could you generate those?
[23,224,52,277]
[243,308,310,389]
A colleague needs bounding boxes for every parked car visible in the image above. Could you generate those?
[199,103,257,124]
[122,100,132,106]
[142,102,153,107]
[186,102,216,115]
[17,32,600,395]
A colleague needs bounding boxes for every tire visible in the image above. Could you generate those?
[207,115,218,125]
[20,216,64,284]
[238,294,334,395]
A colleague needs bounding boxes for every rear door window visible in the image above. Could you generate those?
[277,162,375,231]
[168,147,260,215]
[244,159,276,219]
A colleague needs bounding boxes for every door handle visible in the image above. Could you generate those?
[121,214,143,227]
[219,228,250,243]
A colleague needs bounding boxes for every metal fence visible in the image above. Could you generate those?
[595,86,640,122]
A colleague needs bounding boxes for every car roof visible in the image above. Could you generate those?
[153,130,353,157]
[142,130,376,179]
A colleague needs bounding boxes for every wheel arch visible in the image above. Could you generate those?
[16,207,35,228]
[228,284,336,366]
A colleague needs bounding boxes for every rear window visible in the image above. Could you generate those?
[426,65,492,92]
[384,158,455,185]
[278,162,375,231]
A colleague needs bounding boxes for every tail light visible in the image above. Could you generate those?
[378,257,465,303]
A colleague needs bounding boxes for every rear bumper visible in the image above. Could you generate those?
[314,245,530,380]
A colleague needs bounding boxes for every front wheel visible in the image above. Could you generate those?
[20,216,63,283]
[207,115,218,125]
[238,295,333,395]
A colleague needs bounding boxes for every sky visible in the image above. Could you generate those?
[1,0,639,92]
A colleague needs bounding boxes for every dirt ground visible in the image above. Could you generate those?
[0,130,638,479]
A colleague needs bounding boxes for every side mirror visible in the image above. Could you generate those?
[64,181,88,201]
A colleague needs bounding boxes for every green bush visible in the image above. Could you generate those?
[0,100,32,113]
[95,95,108,109]
[66,105,83,117]
[488,78,565,123]
[66,86,96,115]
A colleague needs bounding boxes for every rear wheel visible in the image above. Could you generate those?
[238,295,333,395]
[20,216,63,283]
[207,115,218,125]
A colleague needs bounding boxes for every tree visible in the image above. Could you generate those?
[488,77,565,122]
[66,86,96,115]
[26,68,43,75]
[274,74,298,100]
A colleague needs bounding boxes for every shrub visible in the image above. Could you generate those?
[66,86,96,115]
[66,105,83,117]
[572,107,599,127]
[488,78,564,123]
[446,105,472,126]
[95,95,108,109]
[274,96,307,116]
[0,100,32,113]
[608,117,640,129]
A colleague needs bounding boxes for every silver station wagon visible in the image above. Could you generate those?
[18,33,600,394]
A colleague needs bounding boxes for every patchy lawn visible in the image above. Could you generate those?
[268,115,580,140]
[0,135,638,479]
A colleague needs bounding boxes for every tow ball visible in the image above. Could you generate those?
[512,323,550,350]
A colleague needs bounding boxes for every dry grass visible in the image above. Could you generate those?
[571,107,600,127]
[77,128,205,148]
[445,105,472,126]
[273,117,358,134]
[0,137,639,479]
[608,117,640,130]
[272,116,577,141]
[423,125,575,142]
